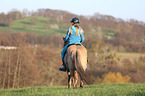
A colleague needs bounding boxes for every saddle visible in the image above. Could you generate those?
[63,43,81,59]
[67,43,81,48]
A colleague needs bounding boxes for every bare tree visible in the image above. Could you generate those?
[8,51,12,89]
[13,50,20,88]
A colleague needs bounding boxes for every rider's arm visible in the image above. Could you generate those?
[64,29,70,42]
[80,31,85,43]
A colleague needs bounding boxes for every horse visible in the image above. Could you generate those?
[64,44,94,88]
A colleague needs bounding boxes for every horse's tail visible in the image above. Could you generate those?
[75,49,94,85]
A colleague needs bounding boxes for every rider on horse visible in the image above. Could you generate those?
[59,17,85,71]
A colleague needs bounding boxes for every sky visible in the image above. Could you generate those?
[0,0,145,22]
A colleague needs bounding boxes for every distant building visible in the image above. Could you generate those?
[0,46,17,50]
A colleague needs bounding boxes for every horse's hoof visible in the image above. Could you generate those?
[80,85,83,88]
[73,86,77,89]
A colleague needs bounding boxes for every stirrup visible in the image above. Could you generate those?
[86,65,89,70]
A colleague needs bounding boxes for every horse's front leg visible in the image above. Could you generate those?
[80,79,84,88]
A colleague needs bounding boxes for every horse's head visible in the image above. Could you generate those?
[63,37,69,47]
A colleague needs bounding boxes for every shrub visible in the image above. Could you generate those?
[102,72,131,83]
[135,56,145,72]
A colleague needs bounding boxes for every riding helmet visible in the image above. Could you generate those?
[71,17,80,24]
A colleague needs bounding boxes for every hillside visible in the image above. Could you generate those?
[0,84,145,96]
[0,9,145,54]
[0,16,119,38]
[0,9,145,41]
[0,16,67,35]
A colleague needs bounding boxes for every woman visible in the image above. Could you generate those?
[59,17,85,71]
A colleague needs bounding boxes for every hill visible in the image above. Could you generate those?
[0,16,67,35]
[0,16,117,38]
[0,9,145,53]
[0,83,145,96]
[0,9,145,40]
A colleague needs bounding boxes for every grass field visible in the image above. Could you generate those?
[103,30,116,39]
[0,16,67,35]
[116,52,145,65]
[0,16,119,38]
[0,83,145,96]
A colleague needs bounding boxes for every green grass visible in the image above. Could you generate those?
[0,16,67,35]
[103,30,116,39]
[117,52,145,65]
[0,83,145,96]
[0,16,119,38]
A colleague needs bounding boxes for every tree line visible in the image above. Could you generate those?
[0,32,145,89]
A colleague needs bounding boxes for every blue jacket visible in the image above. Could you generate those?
[64,26,85,44]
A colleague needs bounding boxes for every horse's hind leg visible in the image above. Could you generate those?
[68,70,75,89]
[70,70,76,89]
[67,72,71,88]
[72,76,75,89]
[74,71,79,89]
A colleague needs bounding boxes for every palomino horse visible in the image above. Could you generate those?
[64,44,93,88]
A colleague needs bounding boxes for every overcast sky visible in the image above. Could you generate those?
[0,0,145,22]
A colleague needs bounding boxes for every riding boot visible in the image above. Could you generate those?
[59,61,66,71]
[86,65,89,70]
